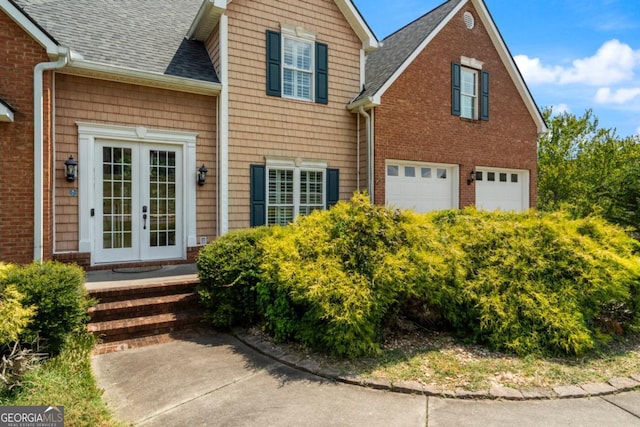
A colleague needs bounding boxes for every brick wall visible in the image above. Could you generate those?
[372,3,539,209]
[54,74,218,254]
[0,11,52,264]
[225,0,362,229]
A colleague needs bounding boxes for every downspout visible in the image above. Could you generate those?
[358,106,373,203]
[356,114,360,191]
[34,51,68,261]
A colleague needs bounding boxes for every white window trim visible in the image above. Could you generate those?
[461,56,484,69]
[280,24,316,102]
[265,157,327,223]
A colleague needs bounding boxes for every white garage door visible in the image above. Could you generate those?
[475,168,529,212]
[385,161,458,212]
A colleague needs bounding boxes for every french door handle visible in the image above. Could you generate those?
[142,205,148,230]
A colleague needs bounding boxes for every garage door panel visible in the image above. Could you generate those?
[476,168,528,212]
[386,162,457,213]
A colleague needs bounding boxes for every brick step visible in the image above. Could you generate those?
[88,310,203,343]
[88,279,200,304]
[88,292,199,323]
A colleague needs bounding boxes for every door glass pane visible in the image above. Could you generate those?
[149,150,177,248]
[102,146,133,250]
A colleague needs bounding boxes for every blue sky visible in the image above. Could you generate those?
[353,0,640,138]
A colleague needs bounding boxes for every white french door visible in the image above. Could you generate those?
[94,141,183,264]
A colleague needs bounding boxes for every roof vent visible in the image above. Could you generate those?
[463,11,475,30]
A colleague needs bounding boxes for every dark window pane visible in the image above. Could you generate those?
[488,172,495,181]
[500,173,507,182]
[511,174,518,183]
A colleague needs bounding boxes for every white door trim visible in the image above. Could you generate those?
[77,122,198,265]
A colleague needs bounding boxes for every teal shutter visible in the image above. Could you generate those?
[481,70,490,121]
[266,31,281,97]
[250,165,266,227]
[326,168,339,208]
[451,62,461,116]
[315,42,329,104]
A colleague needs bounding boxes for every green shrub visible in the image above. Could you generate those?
[259,193,417,357]
[1,262,91,355]
[197,227,271,328]
[202,195,640,359]
[0,285,35,346]
[423,209,640,356]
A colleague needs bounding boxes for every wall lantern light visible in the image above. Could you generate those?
[197,164,208,186]
[467,170,475,185]
[65,155,78,182]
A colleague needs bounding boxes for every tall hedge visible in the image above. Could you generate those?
[197,195,640,358]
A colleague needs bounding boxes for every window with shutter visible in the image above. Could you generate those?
[266,30,329,104]
[452,61,489,121]
[250,162,339,226]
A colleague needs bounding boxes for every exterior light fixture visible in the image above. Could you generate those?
[197,164,208,186]
[467,170,475,185]
[64,155,78,182]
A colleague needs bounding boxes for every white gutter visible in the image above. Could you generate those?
[34,49,69,261]
[64,60,222,96]
[358,106,373,203]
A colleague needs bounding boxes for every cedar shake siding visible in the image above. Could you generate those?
[372,3,538,209]
[225,0,363,230]
[53,74,218,256]
[0,11,53,264]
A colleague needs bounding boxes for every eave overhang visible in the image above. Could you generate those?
[187,0,228,41]
[62,59,222,96]
[1,0,62,59]
[0,98,15,122]
[335,0,379,52]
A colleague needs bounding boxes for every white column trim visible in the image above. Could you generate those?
[218,14,230,236]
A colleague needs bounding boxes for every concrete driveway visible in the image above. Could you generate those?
[92,332,640,426]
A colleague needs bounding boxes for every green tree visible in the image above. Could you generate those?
[538,108,640,233]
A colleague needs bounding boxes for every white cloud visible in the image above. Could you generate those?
[514,55,563,84]
[551,103,570,114]
[595,87,640,104]
[515,39,640,87]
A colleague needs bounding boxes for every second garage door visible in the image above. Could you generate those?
[385,161,458,213]
[475,167,529,212]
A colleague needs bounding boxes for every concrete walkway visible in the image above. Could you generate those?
[92,332,640,426]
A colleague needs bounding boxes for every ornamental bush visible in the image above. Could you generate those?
[419,209,640,356]
[258,193,417,357]
[1,262,91,355]
[197,194,640,358]
[196,227,272,328]
[0,264,35,346]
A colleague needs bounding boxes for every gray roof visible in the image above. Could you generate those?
[12,0,219,84]
[359,0,462,100]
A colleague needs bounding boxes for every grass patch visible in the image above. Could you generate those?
[0,333,125,427]
[351,330,640,391]
[252,325,640,392]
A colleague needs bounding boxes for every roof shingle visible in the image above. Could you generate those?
[359,0,462,100]
[12,0,219,83]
